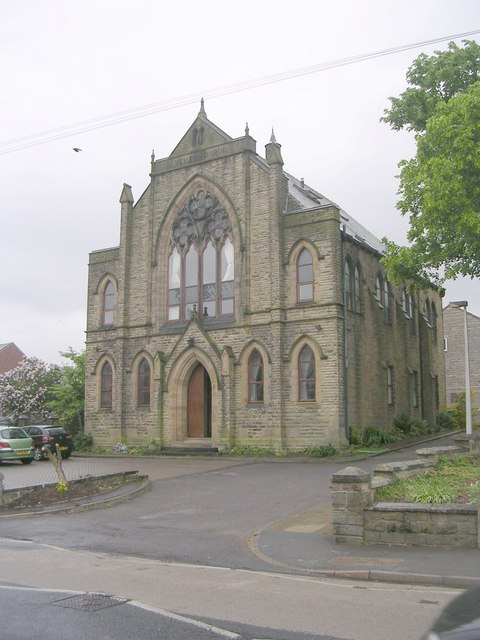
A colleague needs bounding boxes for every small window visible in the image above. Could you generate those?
[387,366,394,406]
[100,362,113,409]
[433,375,440,410]
[375,275,383,305]
[298,345,316,401]
[297,248,313,302]
[425,300,432,326]
[410,371,418,408]
[103,281,115,326]
[137,359,151,407]
[344,260,352,311]
[431,302,437,342]
[248,350,264,403]
[354,265,361,312]
[383,279,391,322]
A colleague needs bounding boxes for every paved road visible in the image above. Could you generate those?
[0,439,467,639]
[1,456,331,571]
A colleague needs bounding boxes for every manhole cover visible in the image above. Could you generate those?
[51,593,129,612]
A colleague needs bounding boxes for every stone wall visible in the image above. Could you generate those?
[364,502,477,548]
[331,444,480,548]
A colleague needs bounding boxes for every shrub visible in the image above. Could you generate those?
[348,427,362,445]
[303,444,337,457]
[436,410,455,431]
[411,418,430,434]
[363,426,392,447]
[225,445,276,457]
[73,432,93,451]
[393,413,413,434]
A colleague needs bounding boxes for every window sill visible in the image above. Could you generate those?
[161,317,236,333]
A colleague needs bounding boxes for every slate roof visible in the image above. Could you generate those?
[285,172,385,255]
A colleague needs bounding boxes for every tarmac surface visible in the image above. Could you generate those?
[1,440,479,590]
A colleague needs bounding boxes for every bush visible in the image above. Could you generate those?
[363,426,392,447]
[393,413,413,434]
[436,410,455,431]
[303,444,337,457]
[225,445,276,457]
[73,432,93,451]
[411,418,430,434]
[348,427,362,445]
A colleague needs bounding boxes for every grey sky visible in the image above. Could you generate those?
[2,0,479,364]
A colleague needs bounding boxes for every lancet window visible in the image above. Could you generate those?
[167,189,234,322]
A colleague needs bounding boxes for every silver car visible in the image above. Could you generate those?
[0,427,34,464]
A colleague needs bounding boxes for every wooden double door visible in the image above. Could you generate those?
[187,363,212,438]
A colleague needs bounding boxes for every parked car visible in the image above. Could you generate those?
[23,425,74,461]
[422,585,480,639]
[0,427,34,464]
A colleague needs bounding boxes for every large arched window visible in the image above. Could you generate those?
[248,349,264,403]
[103,280,115,326]
[137,358,151,407]
[298,345,316,401]
[100,361,113,409]
[168,189,234,322]
[297,248,313,302]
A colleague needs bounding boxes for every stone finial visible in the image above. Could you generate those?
[245,122,250,136]
[151,149,155,163]
[119,183,134,205]
[199,97,206,116]
[265,129,283,166]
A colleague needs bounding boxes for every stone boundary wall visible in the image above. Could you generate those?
[364,502,477,548]
[331,442,480,549]
[0,470,141,508]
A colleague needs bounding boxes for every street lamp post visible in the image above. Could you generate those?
[450,301,472,436]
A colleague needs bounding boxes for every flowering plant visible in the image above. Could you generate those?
[0,357,59,421]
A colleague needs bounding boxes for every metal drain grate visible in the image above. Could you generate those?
[51,593,129,612]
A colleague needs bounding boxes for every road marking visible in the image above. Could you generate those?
[128,600,242,638]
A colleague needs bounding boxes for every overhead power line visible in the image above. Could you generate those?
[2,29,480,155]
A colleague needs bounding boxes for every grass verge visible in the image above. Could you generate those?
[375,455,480,504]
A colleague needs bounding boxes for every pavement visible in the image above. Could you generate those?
[1,444,479,590]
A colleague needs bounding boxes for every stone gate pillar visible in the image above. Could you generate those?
[331,466,373,544]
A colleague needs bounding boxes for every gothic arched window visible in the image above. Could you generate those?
[100,362,113,409]
[298,345,316,401]
[375,274,383,304]
[354,265,361,312]
[383,278,391,322]
[103,280,115,326]
[168,189,235,322]
[137,358,151,407]
[248,349,264,403]
[297,248,313,302]
[344,259,352,311]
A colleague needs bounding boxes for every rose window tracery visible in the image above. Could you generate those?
[172,189,232,247]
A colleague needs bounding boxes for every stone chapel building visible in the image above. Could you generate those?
[85,103,446,450]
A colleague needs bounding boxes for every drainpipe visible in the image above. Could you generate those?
[341,225,349,440]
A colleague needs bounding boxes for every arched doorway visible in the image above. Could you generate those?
[187,363,212,438]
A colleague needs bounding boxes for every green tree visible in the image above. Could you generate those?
[48,349,85,433]
[382,40,480,132]
[0,357,60,422]
[381,41,480,286]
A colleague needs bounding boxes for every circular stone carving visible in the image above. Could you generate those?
[172,189,232,247]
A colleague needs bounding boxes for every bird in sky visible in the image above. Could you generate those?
[73,147,82,152]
